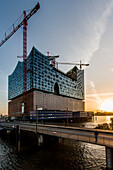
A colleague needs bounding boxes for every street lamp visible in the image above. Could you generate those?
[67,107,69,126]
[36,106,42,133]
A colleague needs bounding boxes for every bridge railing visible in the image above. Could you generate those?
[1,123,113,148]
[19,124,113,148]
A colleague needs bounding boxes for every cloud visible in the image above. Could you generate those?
[86,79,102,104]
[86,79,113,106]
[83,1,113,62]
[85,98,100,103]
[86,92,113,97]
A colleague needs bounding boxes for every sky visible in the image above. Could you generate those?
[0,0,113,114]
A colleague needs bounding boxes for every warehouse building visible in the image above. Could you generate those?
[8,47,85,119]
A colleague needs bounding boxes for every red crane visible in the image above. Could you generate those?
[0,3,40,115]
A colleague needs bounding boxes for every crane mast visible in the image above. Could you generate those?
[23,11,27,93]
[0,3,40,116]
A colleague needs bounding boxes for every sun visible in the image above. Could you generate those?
[100,99,113,112]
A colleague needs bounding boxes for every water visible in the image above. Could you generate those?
[0,137,106,169]
[84,115,113,128]
[0,116,111,170]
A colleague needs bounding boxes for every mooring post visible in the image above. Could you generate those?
[106,146,113,169]
[16,125,20,152]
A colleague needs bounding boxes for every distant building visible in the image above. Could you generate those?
[8,47,84,118]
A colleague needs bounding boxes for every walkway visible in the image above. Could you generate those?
[1,122,113,148]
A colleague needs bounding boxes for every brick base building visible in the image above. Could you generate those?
[8,47,84,118]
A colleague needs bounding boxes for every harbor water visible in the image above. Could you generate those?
[0,116,112,170]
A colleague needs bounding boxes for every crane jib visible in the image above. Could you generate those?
[0,2,40,47]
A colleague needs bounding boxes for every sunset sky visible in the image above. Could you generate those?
[0,0,113,114]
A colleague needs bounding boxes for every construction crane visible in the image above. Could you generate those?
[56,60,89,70]
[47,52,59,67]
[0,3,40,116]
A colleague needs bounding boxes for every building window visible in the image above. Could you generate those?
[56,74,59,78]
[22,103,24,113]
[54,82,59,95]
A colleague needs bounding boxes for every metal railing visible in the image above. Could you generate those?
[1,122,113,148]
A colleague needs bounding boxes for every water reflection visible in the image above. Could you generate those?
[85,115,113,128]
[0,137,106,170]
[0,116,111,169]
[94,116,113,124]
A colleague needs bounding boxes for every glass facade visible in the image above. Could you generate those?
[8,47,84,100]
[30,110,72,120]
[8,61,23,99]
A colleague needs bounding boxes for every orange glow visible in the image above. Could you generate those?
[100,99,113,112]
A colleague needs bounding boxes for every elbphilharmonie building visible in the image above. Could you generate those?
[8,47,84,118]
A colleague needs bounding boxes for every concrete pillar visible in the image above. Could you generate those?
[38,134,43,146]
[7,129,11,134]
[106,146,113,169]
[58,137,64,143]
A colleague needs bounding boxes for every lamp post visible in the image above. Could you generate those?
[67,107,69,126]
[36,105,38,133]
[36,107,43,133]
